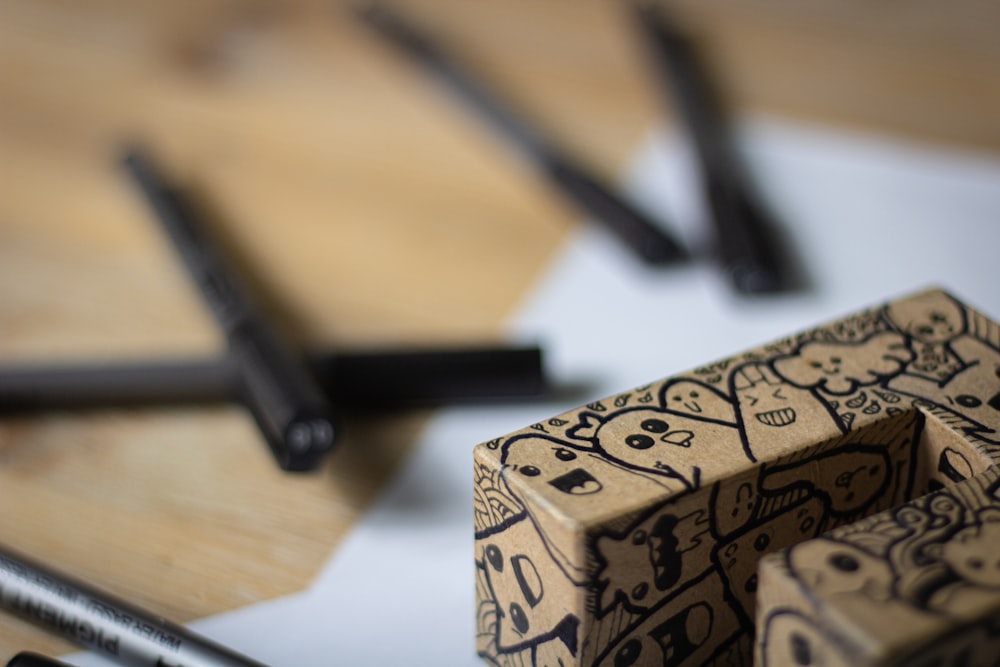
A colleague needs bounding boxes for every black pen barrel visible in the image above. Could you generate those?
[705,171,785,294]
[356,3,686,265]
[315,345,547,404]
[0,346,547,411]
[633,2,789,292]
[633,3,730,172]
[544,157,685,264]
[121,148,337,472]
[0,358,232,409]
[356,2,547,160]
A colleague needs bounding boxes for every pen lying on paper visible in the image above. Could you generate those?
[122,147,337,472]
[355,3,686,266]
[0,545,270,667]
[631,2,791,294]
[0,345,547,411]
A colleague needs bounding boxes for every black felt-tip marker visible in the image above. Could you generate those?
[632,2,790,293]
[356,3,686,266]
[122,147,336,472]
[0,546,271,667]
[0,345,548,410]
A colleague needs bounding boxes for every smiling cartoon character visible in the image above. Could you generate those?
[731,362,845,462]
[772,332,912,397]
[661,379,738,425]
[501,434,675,583]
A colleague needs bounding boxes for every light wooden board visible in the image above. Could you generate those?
[2,0,999,659]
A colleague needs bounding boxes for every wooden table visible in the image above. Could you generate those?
[2,0,998,659]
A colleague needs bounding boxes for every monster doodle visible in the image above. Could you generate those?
[661,379,737,425]
[592,504,713,616]
[568,407,746,492]
[884,291,1000,448]
[772,332,913,397]
[477,515,582,666]
[474,289,1000,666]
[756,470,1000,665]
[730,362,845,462]
[501,435,676,585]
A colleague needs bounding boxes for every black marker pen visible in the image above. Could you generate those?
[0,546,270,667]
[0,345,547,410]
[122,147,337,472]
[632,1,791,293]
[356,3,686,266]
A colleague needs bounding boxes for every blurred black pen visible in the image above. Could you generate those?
[0,345,547,411]
[631,2,791,293]
[123,147,337,472]
[355,2,686,266]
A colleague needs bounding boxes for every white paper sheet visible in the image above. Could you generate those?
[64,118,1000,666]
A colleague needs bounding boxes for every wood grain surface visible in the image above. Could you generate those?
[2,0,998,659]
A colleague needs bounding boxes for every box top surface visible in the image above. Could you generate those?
[475,288,1000,532]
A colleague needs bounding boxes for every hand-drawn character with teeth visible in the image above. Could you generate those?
[730,362,846,462]
[592,504,713,615]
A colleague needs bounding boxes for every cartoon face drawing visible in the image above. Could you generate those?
[661,379,737,425]
[941,510,1000,589]
[785,538,894,602]
[502,435,677,519]
[731,362,845,461]
[593,571,740,667]
[712,478,762,538]
[933,336,1000,441]
[569,408,746,491]
[501,435,676,583]
[593,504,712,614]
[478,518,581,657]
[890,335,1000,446]
[716,496,827,621]
[886,291,966,345]
[504,437,604,495]
[758,611,852,667]
[762,446,891,517]
[772,333,912,396]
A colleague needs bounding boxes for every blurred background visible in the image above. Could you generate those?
[2,0,999,660]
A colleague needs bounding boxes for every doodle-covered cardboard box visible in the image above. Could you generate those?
[473,288,1000,666]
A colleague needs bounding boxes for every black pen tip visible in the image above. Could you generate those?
[275,412,338,472]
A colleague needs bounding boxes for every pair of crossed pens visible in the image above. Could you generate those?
[1,2,793,473]
[0,149,546,473]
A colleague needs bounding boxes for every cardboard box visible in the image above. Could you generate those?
[473,288,1000,666]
